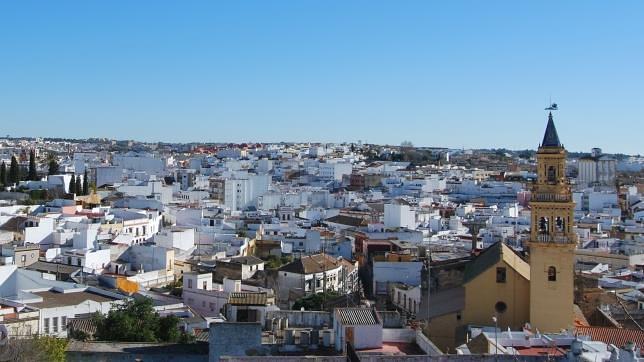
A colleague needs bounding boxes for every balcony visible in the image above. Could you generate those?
[531,193,571,202]
[535,234,574,244]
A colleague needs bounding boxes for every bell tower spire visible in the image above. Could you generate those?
[541,112,561,148]
[529,111,577,333]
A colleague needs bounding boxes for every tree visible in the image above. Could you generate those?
[28,149,37,181]
[8,155,19,185]
[0,335,68,362]
[400,140,414,148]
[75,174,82,195]
[0,161,6,187]
[48,153,59,175]
[68,174,76,194]
[292,291,341,311]
[82,169,89,195]
[34,336,68,362]
[93,297,181,343]
[157,314,181,342]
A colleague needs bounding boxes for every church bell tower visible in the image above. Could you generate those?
[528,112,577,333]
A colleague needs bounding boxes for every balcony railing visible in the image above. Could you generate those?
[531,193,571,202]
[535,234,574,244]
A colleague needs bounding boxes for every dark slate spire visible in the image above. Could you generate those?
[541,112,561,147]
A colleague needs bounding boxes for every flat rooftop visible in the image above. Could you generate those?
[28,290,119,308]
[358,342,425,356]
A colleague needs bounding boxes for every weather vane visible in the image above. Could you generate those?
[544,97,558,111]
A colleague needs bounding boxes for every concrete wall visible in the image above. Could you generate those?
[66,342,208,362]
[209,322,262,361]
[372,261,422,295]
[382,328,416,343]
[123,245,173,273]
[265,310,331,329]
[415,330,444,356]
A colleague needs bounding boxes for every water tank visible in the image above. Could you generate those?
[322,330,331,347]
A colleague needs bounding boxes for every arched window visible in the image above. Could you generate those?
[555,217,565,232]
[547,166,557,183]
[539,217,549,234]
[548,266,557,281]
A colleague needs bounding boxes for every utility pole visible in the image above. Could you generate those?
[493,314,498,358]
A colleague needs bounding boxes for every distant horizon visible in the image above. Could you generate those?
[2,134,640,157]
[1,1,642,154]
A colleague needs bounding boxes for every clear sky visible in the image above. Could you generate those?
[1,1,642,154]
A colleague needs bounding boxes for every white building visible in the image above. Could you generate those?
[182,273,271,318]
[577,148,617,187]
[277,254,349,306]
[390,283,421,317]
[334,308,383,352]
[319,162,352,181]
[112,154,165,174]
[372,255,422,296]
[384,203,416,230]
[94,166,124,187]
[223,174,270,211]
[0,265,126,338]
[62,248,111,272]
[154,227,196,251]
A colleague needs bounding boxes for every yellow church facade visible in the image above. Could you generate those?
[424,112,577,351]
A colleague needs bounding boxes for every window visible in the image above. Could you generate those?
[61,317,67,331]
[21,255,26,263]
[548,266,557,281]
[555,217,565,232]
[539,217,549,234]
[496,267,507,283]
[52,317,58,333]
[547,166,557,183]
[43,318,50,334]
[203,281,207,290]
[494,301,507,314]
[188,279,193,289]
[77,259,82,266]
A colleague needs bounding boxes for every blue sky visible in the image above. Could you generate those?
[0,1,642,154]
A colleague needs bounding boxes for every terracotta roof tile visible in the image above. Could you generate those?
[576,326,644,349]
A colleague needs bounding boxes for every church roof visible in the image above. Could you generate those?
[541,112,561,147]
[462,242,530,284]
